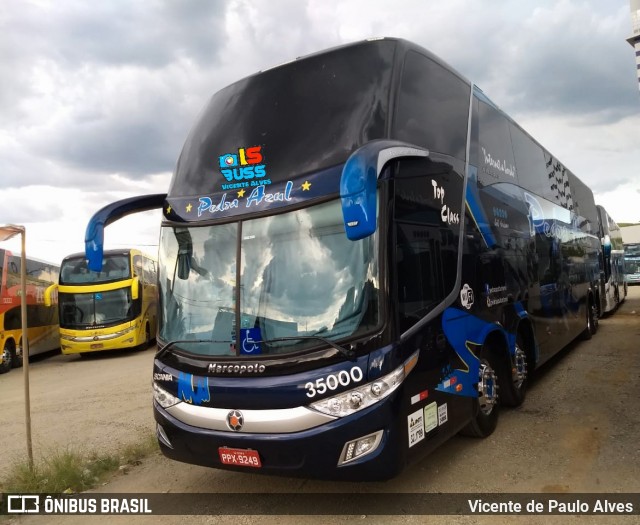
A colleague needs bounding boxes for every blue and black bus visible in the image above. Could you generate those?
[84,38,601,480]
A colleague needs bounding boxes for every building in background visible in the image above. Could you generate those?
[621,224,640,244]
[629,0,640,92]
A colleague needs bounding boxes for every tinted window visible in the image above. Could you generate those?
[543,154,573,209]
[510,123,547,193]
[171,40,395,197]
[394,51,470,160]
[60,255,130,284]
[476,100,517,186]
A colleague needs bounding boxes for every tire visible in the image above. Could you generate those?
[13,339,24,368]
[138,324,150,351]
[460,354,500,438]
[499,334,528,408]
[580,296,596,340]
[0,341,14,374]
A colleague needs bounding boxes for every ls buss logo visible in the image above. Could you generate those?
[219,146,267,182]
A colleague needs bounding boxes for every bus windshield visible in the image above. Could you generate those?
[60,254,131,284]
[58,253,135,328]
[60,288,134,328]
[158,199,379,356]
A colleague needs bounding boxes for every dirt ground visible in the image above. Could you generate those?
[2,286,640,524]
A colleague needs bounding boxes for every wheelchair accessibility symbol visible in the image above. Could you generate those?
[240,328,262,355]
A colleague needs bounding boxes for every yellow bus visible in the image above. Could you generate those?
[0,248,60,374]
[47,249,157,355]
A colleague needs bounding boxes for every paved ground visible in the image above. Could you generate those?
[2,287,640,524]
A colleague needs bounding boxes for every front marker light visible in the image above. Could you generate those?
[153,382,181,409]
[338,430,384,465]
[309,351,418,418]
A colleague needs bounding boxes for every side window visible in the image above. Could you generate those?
[477,100,517,186]
[510,123,547,194]
[394,51,470,160]
[142,257,157,285]
[543,154,573,210]
[394,174,447,331]
[133,255,143,278]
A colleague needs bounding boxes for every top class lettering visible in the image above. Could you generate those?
[219,146,267,182]
[432,180,459,225]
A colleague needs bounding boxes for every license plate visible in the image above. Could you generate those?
[90,343,104,350]
[218,447,262,468]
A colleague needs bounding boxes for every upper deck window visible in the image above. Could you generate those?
[170,41,395,197]
[60,255,131,284]
[394,51,470,161]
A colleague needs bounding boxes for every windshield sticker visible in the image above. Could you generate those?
[177,372,210,405]
[196,180,295,217]
[218,146,267,186]
[240,328,262,355]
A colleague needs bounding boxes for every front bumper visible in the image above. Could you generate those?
[153,395,405,481]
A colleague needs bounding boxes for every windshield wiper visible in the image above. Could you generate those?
[256,336,356,362]
[155,336,356,362]
[155,339,229,360]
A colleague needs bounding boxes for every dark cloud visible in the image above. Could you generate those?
[1,0,639,206]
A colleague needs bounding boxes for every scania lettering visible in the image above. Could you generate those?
[83,38,602,480]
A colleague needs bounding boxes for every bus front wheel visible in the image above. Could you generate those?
[460,353,499,438]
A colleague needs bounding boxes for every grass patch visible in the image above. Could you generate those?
[1,434,159,494]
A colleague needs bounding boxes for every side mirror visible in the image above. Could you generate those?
[603,235,612,257]
[131,276,140,301]
[340,140,428,241]
[44,284,58,307]
[85,193,166,272]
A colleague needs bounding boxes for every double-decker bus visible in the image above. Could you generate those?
[596,205,627,313]
[46,249,157,355]
[624,243,640,284]
[83,38,601,480]
[0,248,59,374]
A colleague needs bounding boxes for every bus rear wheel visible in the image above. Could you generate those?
[0,341,15,374]
[137,324,151,351]
[460,354,499,438]
[580,296,597,340]
[499,335,528,407]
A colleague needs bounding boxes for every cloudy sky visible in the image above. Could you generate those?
[1,0,639,264]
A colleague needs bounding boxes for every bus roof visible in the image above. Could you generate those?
[164,38,469,225]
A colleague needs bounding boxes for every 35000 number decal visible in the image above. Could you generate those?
[305,367,364,398]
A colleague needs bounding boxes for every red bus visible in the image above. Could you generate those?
[0,248,60,373]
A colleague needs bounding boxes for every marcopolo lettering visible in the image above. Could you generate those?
[208,362,267,374]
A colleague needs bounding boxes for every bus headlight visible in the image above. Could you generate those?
[309,351,418,418]
[153,382,181,409]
